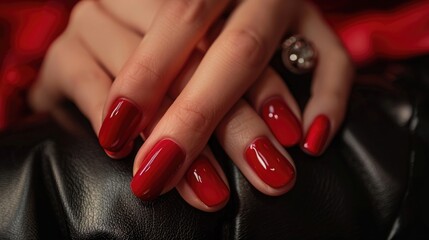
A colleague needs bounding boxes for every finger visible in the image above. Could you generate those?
[130,0,297,200]
[98,0,165,34]
[99,0,229,153]
[246,68,302,147]
[297,2,354,156]
[177,149,230,211]
[69,1,141,77]
[216,100,296,195]
[146,52,297,201]
[142,96,230,211]
[138,69,295,201]
[99,0,227,53]
[69,1,210,98]
[64,1,144,158]
[99,0,233,36]
[29,35,111,136]
[68,1,215,162]
[148,71,294,205]
[171,57,298,197]
[130,50,233,206]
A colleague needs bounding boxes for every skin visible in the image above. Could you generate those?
[29,0,354,212]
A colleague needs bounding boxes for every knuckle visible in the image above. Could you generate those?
[69,1,97,27]
[221,29,267,68]
[43,37,71,76]
[45,37,66,61]
[173,100,214,135]
[165,0,208,24]
[68,69,103,96]
[121,55,161,86]
[217,102,255,139]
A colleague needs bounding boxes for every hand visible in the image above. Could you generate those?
[29,0,353,211]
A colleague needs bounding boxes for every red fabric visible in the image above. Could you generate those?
[0,1,70,129]
[0,0,428,130]
[329,1,429,65]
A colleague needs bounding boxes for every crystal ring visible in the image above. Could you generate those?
[281,35,317,74]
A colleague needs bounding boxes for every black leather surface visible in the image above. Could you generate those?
[0,112,227,240]
[1,58,429,239]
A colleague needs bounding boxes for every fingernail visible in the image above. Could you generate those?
[245,137,295,189]
[186,156,229,207]
[99,98,142,152]
[302,115,330,156]
[131,139,185,200]
[261,97,302,147]
[104,141,134,159]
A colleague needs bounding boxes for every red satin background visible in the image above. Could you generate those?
[0,0,428,130]
[0,1,70,129]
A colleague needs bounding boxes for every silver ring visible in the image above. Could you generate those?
[281,35,317,74]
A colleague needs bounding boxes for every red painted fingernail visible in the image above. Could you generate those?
[245,137,295,189]
[302,115,330,156]
[131,139,185,200]
[99,98,142,152]
[186,156,229,207]
[261,97,302,147]
[104,141,134,159]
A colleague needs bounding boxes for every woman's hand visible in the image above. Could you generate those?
[29,0,353,211]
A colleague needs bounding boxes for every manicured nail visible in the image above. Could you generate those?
[131,139,185,200]
[302,115,330,156]
[261,97,302,147]
[99,98,142,152]
[104,141,134,159]
[186,156,229,207]
[245,137,295,188]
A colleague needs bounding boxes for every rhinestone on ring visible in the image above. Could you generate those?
[281,35,317,74]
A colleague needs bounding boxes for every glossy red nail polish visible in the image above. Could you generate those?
[186,156,229,207]
[302,115,330,156]
[261,97,302,147]
[104,141,134,159]
[131,139,185,200]
[99,98,142,152]
[245,137,295,189]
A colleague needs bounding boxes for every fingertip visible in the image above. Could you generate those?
[260,96,302,147]
[250,164,296,197]
[185,155,230,209]
[264,174,296,197]
[98,97,143,152]
[130,138,185,200]
[174,153,230,212]
[245,137,296,190]
[301,114,331,156]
